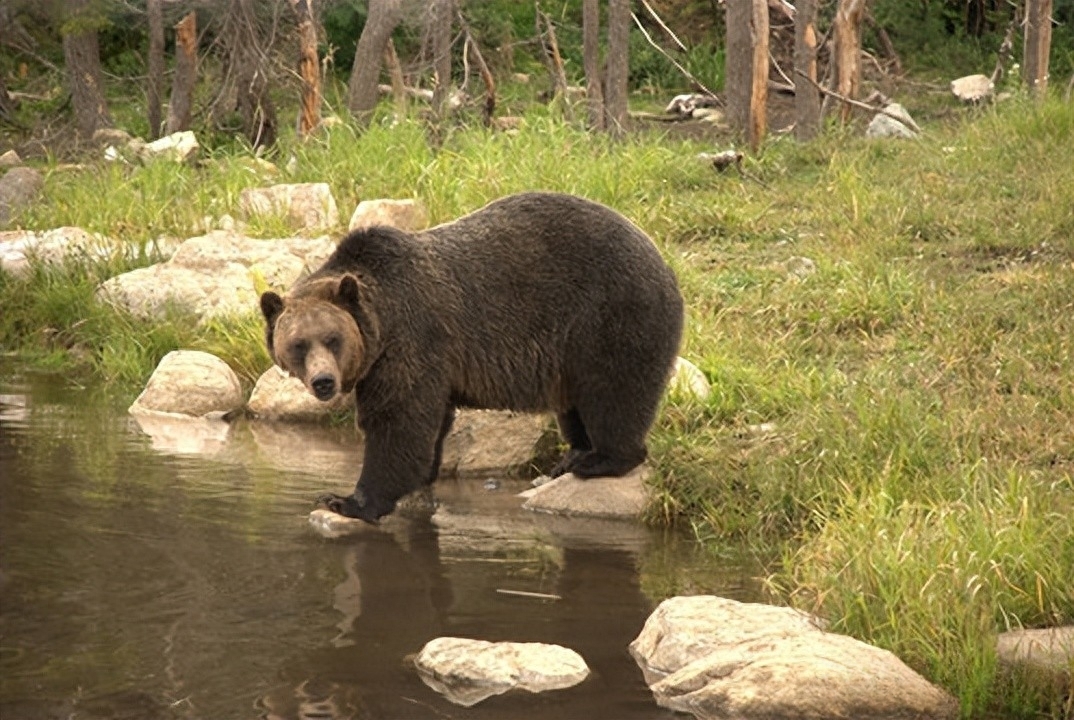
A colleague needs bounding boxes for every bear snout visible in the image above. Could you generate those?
[310,373,338,401]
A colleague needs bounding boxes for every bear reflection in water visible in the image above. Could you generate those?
[257,519,654,719]
[260,192,684,523]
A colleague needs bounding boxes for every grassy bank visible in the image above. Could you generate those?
[3,97,1073,717]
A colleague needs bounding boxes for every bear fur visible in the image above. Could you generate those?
[260,192,684,522]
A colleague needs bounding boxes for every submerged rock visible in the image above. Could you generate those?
[129,350,243,417]
[520,465,650,519]
[414,637,589,706]
[631,595,958,720]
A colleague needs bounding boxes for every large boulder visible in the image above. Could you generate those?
[996,626,1073,690]
[97,231,335,321]
[239,183,339,232]
[0,227,121,276]
[0,166,44,227]
[440,410,552,478]
[129,350,243,417]
[247,365,354,421]
[414,637,590,707]
[348,199,428,232]
[630,595,958,720]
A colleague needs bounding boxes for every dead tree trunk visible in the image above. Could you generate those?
[582,0,605,131]
[147,0,164,139]
[62,0,112,137]
[748,0,769,151]
[166,11,197,134]
[458,10,496,126]
[292,0,322,135]
[833,0,867,123]
[384,38,408,115]
[536,4,570,107]
[347,0,404,120]
[604,0,631,137]
[429,0,454,120]
[794,0,821,140]
[725,0,752,132]
[1023,0,1053,99]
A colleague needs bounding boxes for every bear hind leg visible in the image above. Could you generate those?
[566,381,658,479]
[551,408,592,477]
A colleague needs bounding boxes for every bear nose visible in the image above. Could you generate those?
[311,373,337,401]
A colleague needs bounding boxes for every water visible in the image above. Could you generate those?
[0,368,762,720]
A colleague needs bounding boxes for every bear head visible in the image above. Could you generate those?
[259,274,370,402]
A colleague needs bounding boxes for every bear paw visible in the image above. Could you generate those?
[315,492,379,524]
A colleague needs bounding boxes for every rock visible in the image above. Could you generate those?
[247,365,354,421]
[0,227,121,275]
[239,183,340,232]
[996,626,1073,687]
[951,74,994,102]
[0,150,21,168]
[92,128,134,147]
[440,410,551,478]
[630,596,958,720]
[784,255,817,279]
[347,198,428,233]
[492,116,525,132]
[866,104,919,139]
[97,230,335,321]
[309,508,380,539]
[414,637,589,707]
[139,131,199,163]
[668,357,711,402]
[521,465,650,519]
[0,166,44,227]
[129,350,243,417]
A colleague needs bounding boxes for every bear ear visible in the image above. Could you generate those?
[337,274,362,310]
[260,291,285,326]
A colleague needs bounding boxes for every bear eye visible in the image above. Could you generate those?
[324,334,341,353]
[289,339,310,358]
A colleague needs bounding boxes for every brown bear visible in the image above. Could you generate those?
[260,192,684,522]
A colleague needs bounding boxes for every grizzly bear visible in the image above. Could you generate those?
[260,192,684,522]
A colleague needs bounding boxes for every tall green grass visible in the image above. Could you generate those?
[2,97,1072,717]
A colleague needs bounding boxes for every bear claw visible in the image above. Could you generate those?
[315,493,378,523]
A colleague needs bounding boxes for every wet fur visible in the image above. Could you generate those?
[261,192,684,522]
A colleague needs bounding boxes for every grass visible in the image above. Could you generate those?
[3,92,1073,717]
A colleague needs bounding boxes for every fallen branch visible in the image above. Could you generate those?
[794,68,922,133]
[630,12,720,103]
[639,0,686,51]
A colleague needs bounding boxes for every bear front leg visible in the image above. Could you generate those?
[320,403,447,522]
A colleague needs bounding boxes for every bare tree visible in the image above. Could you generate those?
[725,0,752,132]
[747,0,768,151]
[347,0,404,120]
[1023,0,1053,99]
[832,0,867,123]
[213,0,279,148]
[794,0,821,140]
[582,0,605,131]
[292,0,323,136]
[166,11,197,134]
[63,0,112,137]
[428,0,454,120]
[147,0,164,139]
[604,0,630,136]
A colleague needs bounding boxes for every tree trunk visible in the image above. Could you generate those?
[347,0,403,120]
[604,0,631,137]
[536,5,569,106]
[429,0,454,120]
[582,0,605,131]
[833,0,867,123]
[292,0,322,136]
[748,0,768,152]
[166,11,197,134]
[794,0,821,140]
[383,38,408,115]
[62,0,112,137]
[1023,0,1053,99]
[0,74,16,123]
[147,0,164,139]
[725,0,752,132]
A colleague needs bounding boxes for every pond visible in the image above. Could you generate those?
[0,367,763,720]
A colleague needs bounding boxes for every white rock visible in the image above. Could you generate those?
[996,626,1073,685]
[0,149,21,168]
[140,130,199,163]
[0,227,122,276]
[97,230,335,322]
[347,198,428,233]
[247,365,354,421]
[129,350,243,417]
[308,508,379,539]
[239,183,340,231]
[440,410,551,477]
[951,74,994,102]
[668,357,711,402]
[414,637,589,706]
[521,465,650,519]
[784,255,817,279]
[866,104,919,139]
[630,596,958,720]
